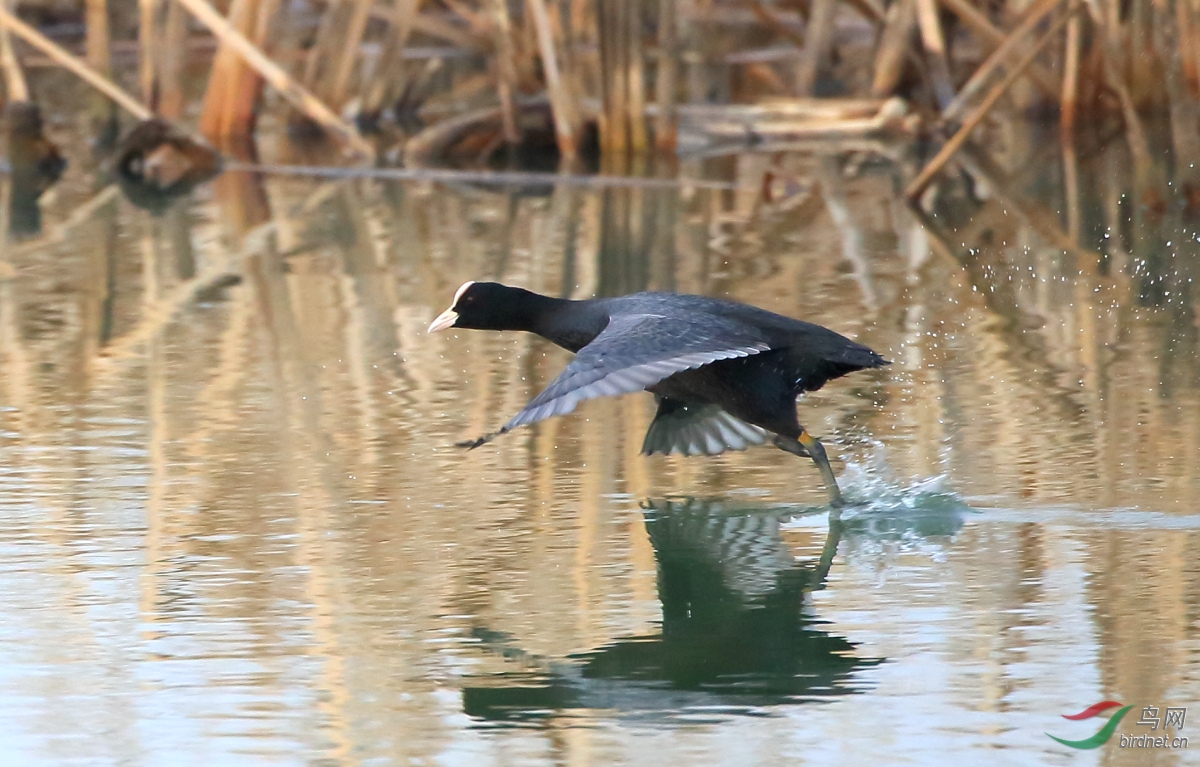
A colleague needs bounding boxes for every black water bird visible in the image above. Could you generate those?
[428,282,888,505]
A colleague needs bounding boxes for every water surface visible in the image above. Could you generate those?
[1,122,1198,766]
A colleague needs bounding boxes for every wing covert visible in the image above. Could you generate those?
[500,313,771,433]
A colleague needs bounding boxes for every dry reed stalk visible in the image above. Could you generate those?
[597,0,649,158]
[598,0,628,155]
[626,0,648,154]
[655,0,678,153]
[935,0,1060,97]
[905,7,1076,199]
[1061,12,1080,139]
[1085,2,1154,188]
[488,0,520,143]
[687,97,887,118]
[138,0,162,107]
[0,6,151,119]
[844,0,887,24]
[871,0,917,97]
[915,0,955,107]
[158,0,188,118]
[1127,0,1156,101]
[0,0,28,102]
[746,0,807,46]
[404,103,504,166]
[175,0,372,155]
[1153,1,1200,184]
[302,0,343,87]
[1177,0,1200,93]
[85,0,110,76]
[686,97,910,140]
[331,0,374,107]
[528,0,579,157]
[304,0,373,109]
[199,0,262,140]
[409,11,481,50]
[796,0,837,94]
[941,0,1063,121]
[362,0,421,116]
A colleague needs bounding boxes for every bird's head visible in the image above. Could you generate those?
[428,281,531,332]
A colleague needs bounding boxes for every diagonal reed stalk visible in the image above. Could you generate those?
[0,0,28,102]
[174,0,373,156]
[0,4,150,119]
[941,0,1064,121]
[906,4,1080,199]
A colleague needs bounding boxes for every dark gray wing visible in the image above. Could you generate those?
[501,313,770,433]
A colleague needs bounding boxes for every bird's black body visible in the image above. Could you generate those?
[429,282,888,504]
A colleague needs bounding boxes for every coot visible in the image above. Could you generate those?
[429,282,888,505]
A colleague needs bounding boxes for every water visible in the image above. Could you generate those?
[1,123,1198,766]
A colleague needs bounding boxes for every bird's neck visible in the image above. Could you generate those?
[504,287,605,353]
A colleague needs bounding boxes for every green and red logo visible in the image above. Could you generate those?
[1047,701,1133,749]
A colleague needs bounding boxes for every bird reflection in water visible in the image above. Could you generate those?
[462,498,891,724]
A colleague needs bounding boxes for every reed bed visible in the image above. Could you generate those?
[0,0,1198,196]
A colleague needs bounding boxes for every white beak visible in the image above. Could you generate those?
[427,307,458,333]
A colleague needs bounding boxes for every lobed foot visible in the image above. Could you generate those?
[774,431,844,508]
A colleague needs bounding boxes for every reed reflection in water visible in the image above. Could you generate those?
[0,126,1198,765]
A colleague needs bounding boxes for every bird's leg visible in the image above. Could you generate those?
[456,428,506,450]
[773,429,844,507]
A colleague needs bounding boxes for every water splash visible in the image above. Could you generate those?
[822,444,977,552]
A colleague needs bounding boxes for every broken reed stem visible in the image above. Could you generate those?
[85,0,110,75]
[528,0,578,157]
[746,0,807,46]
[871,0,917,96]
[654,0,678,153]
[906,5,1078,199]
[363,0,421,114]
[598,0,629,155]
[329,0,374,107]
[487,0,520,143]
[83,0,115,136]
[915,0,955,107]
[158,0,188,118]
[201,0,280,141]
[1061,12,1081,139]
[626,0,648,154]
[1087,2,1154,183]
[0,0,28,102]
[173,0,373,156]
[941,0,1064,122]
[935,0,1060,97]
[797,0,837,94]
[0,5,150,119]
[139,0,161,107]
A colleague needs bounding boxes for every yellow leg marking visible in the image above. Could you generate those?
[798,430,818,451]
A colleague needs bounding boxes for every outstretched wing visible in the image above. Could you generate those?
[500,313,770,435]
